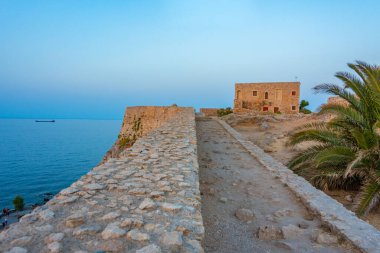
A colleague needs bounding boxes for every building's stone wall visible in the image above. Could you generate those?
[327,96,350,107]
[0,108,204,253]
[234,82,300,114]
[199,108,219,117]
[102,106,189,163]
[218,118,380,253]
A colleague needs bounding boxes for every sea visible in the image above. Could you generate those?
[0,119,121,209]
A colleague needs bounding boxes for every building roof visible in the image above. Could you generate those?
[235,81,300,86]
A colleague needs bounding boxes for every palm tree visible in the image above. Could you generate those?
[288,61,380,216]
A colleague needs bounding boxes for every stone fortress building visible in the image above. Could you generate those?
[233,82,300,114]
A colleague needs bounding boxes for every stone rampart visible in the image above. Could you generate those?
[0,108,204,253]
[218,119,380,253]
[199,108,218,117]
[102,105,189,162]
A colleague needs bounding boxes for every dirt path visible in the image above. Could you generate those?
[196,117,357,253]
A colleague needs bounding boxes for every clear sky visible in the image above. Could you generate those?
[1,0,379,119]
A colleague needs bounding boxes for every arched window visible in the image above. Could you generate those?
[265,92,269,99]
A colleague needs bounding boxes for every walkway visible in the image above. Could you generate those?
[196,117,357,253]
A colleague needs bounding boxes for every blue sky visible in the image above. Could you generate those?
[1,0,379,119]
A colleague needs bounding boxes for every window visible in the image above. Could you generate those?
[292,105,296,111]
[252,91,258,96]
[292,91,296,96]
[274,107,279,113]
[263,107,269,112]
[264,92,269,99]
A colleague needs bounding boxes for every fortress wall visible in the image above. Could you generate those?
[0,107,204,253]
[199,108,219,117]
[102,105,191,162]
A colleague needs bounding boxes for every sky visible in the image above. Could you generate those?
[1,0,379,119]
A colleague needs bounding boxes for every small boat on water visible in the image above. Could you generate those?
[35,120,55,123]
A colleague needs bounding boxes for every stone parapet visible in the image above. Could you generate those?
[217,119,380,253]
[0,108,204,253]
[199,108,218,117]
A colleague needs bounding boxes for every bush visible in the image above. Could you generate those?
[299,100,311,114]
[217,107,233,117]
[13,195,24,211]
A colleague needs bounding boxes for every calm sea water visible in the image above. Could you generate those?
[0,119,121,209]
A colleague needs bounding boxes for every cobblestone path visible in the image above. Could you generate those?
[196,117,357,253]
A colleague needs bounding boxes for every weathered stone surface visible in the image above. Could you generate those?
[47,242,62,253]
[11,236,32,246]
[65,213,85,228]
[313,230,339,245]
[100,211,121,221]
[257,225,282,240]
[160,231,183,248]
[139,198,156,210]
[160,202,183,213]
[235,208,255,222]
[39,209,55,221]
[5,247,28,253]
[83,183,104,191]
[136,244,162,253]
[281,224,304,239]
[73,225,102,237]
[127,229,150,241]
[45,233,64,243]
[101,222,126,239]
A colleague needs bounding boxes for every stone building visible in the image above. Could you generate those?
[233,82,300,114]
[327,96,350,107]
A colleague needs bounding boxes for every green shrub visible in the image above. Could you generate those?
[299,100,311,114]
[13,195,24,211]
[217,107,233,117]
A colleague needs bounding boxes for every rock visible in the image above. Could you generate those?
[98,240,124,252]
[281,224,304,239]
[47,242,62,253]
[59,195,79,204]
[73,225,102,237]
[35,224,53,232]
[60,187,79,195]
[100,211,121,221]
[45,233,65,243]
[186,240,204,253]
[257,225,282,240]
[5,247,28,253]
[139,198,156,210]
[298,221,309,229]
[235,208,255,222]
[345,195,353,202]
[101,222,126,239]
[313,230,339,245]
[120,217,144,229]
[160,231,183,248]
[273,208,294,218]
[160,203,183,213]
[136,244,162,253]
[127,229,150,241]
[260,122,270,130]
[274,242,293,251]
[83,183,104,191]
[150,191,165,197]
[219,197,228,203]
[65,213,85,228]
[39,209,55,221]
[11,236,32,246]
